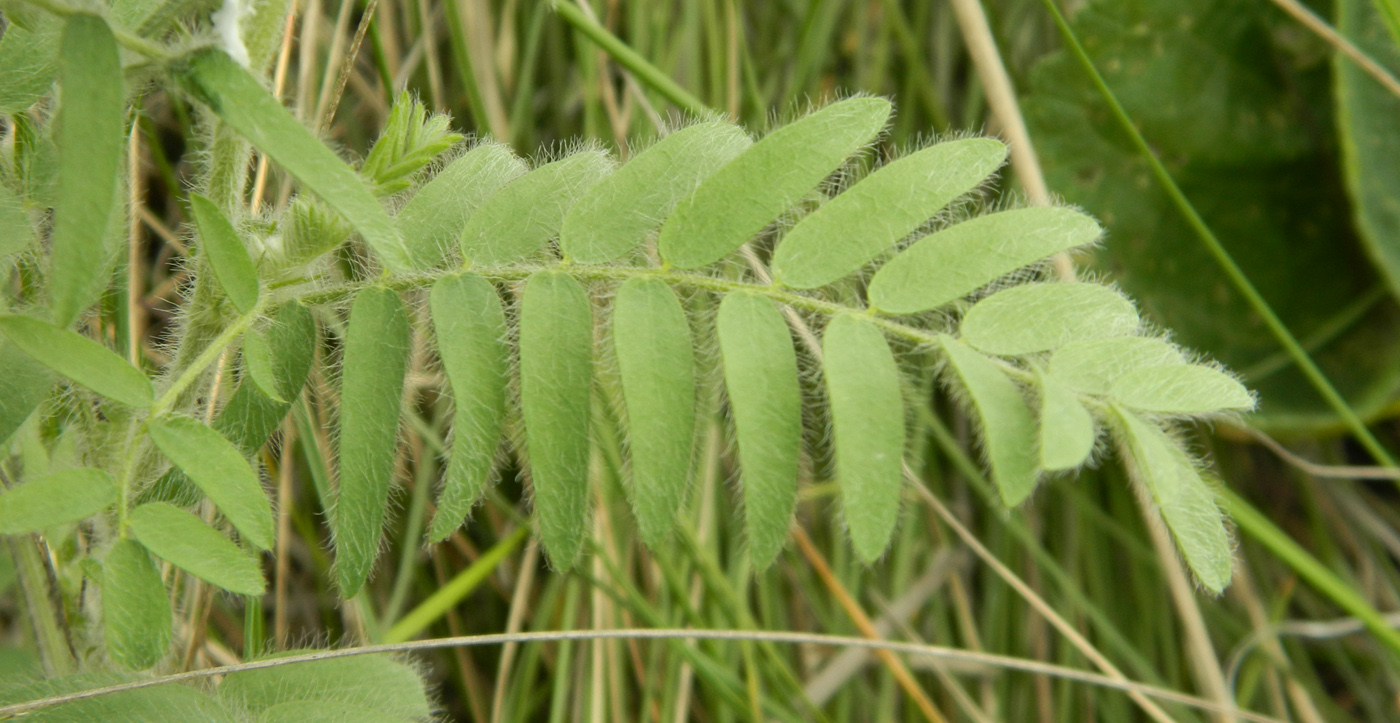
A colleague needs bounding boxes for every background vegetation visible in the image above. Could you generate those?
[3,0,1400,720]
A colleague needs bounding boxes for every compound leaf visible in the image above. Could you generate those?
[775,137,1009,289]
[823,314,905,563]
[939,335,1039,505]
[0,468,116,534]
[460,150,613,265]
[961,283,1139,356]
[129,502,265,595]
[146,416,275,550]
[103,539,171,670]
[189,193,259,314]
[612,277,696,547]
[518,271,593,568]
[659,97,892,269]
[0,315,152,408]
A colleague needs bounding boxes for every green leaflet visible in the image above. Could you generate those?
[823,314,905,563]
[0,343,53,448]
[1047,336,1185,395]
[0,13,60,114]
[775,138,1009,290]
[145,416,276,550]
[102,539,171,670]
[0,315,153,408]
[939,335,1039,506]
[716,292,802,569]
[519,271,593,568]
[1,676,234,722]
[189,194,260,314]
[257,701,387,723]
[219,654,430,720]
[868,207,1103,314]
[50,14,125,327]
[612,277,696,547]
[460,150,613,265]
[658,97,893,269]
[0,468,116,534]
[1110,365,1254,415]
[128,502,265,595]
[178,49,412,273]
[0,184,31,258]
[428,274,508,542]
[1036,372,1095,471]
[397,142,527,269]
[561,122,753,264]
[334,288,411,596]
[242,330,284,402]
[960,283,1139,356]
[1115,408,1233,593]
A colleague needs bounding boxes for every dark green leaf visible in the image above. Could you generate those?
[189,193,260,314]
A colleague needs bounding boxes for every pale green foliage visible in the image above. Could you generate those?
[612,277,697,547]
[868,207,1102,314]
[1048,336,1185,395]
[518,271,594,568]
[219,654,432,721]
[0,676,235,722]
[360,92,463,196]
[961,283,1140,356]
[0,315,152,408]
[189,194,259,315]
[0,469,115,534]
[49,14,123,328]
[1037,371,1096,471]
[334,287,411,596]
[0,13,60,115]
[658,97,893,268]
[1110,365,1255,415]
[939,336,1039,506]
[716,293,802,569]
[241,330,285,402]
[0,343,52,447]
[429,273,508,542]
[0,184,30,258]
[128,502,265,595]
[145,416,276,550]
[460,150,613,265]
[776,137,1008,290]
[823,315,906,563]
[397,143,526,269]
[562,122,752,264]
[102,540,171,670]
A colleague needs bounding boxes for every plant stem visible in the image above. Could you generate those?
[150,303,265,416]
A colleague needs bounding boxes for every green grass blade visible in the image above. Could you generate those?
[146,416,276,550]
[823,314,905,563]
[716,292,803,569]
[129,502,266,595]
[50,14,125,327]
[775,138,1008,290]
[0,315,152,408]
[519,270,593,568]
[612,277,697,548]
[334,287,411,597]
[102,539,171,670]
[188,194,259,315]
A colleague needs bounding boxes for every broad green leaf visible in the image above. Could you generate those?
[1036,372,1095,471]
[823,314,904,563]
[1115,408,1233,593]
[0,675,234,722]
[0,14,60,114]
[460,150,613,265]
[562,122,753,264]
[0,315,153,407]
[775,138,1009,290]
[219,654,430,720]
[1048,336,1185,395]
[1110,365,1254,415]
[1337,0,1400,299]
[178,49,413,272]
[397,141,527,269]
[868,207,1102,314]
[716,292,802,569]
[960,283,1139,356]
[939,335,1039,506]
[189,194,259,314]
[257,701,387,723]
[146,416,275,550]
[1025,0,1400,433]
[612,277,696,547]
[0,468,116,533]
[50,14,125,327]
[334,288,411,596]
[102,539,171,670]
[428,273,508,542]
[658,97,893,269]
[0,184,31,258]
[519,271,593,568]
[0,343,53,448]
[128,502,265,595]
[242,330,284,402]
